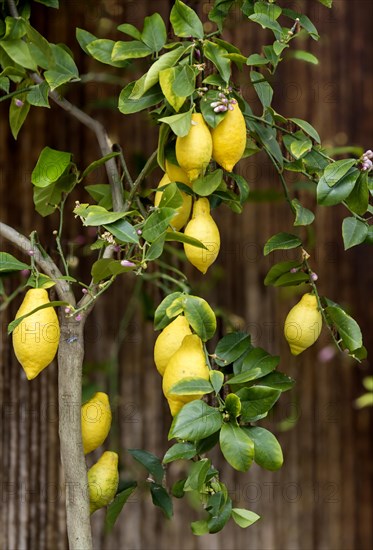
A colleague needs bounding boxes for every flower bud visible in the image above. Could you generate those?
[311,272,318,281]
[120,259,135,267]
[15,99,24,108]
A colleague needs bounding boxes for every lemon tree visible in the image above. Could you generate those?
[0,0,370,548]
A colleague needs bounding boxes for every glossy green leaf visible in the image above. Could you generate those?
[344,171,369,215]
[170,0,204,39]
[9,89,30,139]
[208,0,236,32]
[231,347,279,381]
[105,485,137,533]
[263,232,302,255]
[210,370,225,394]
[164,231,207,249]
[119,81,163,114]
[154,292,183,330]
[282,9,319,40]
[193,169,223,196]
[264,260,302,286]
[215,332,252,367]
[150,484,173,519]
[158,109,192,137]
[103,219,139,244]
[4,17,27,40]
[290,50,318,65]
[142,208,176,242]
[159,67,186,112]
[141,13,167,52]
[184,458,211,491]
[254,2,282,19]
[219,423,254,472]
[237,386,281,421]
[182,295,217,341]
[249,13,282,34]
[86,39,130,67]
[324,159,357,187]
[231,508,260,528]
[81,152,120,179]
[84,184,112,209]
[249,121,283,168]
[168,377,214,396]
[111,40,152,61]
[0,39,37,70]
[31,147,71,188]
[342,217,368,250]
[250,71,273,108]
[44,44,79,90]
[0,76,10,93]
[317,169,360,206]
[244,426,283,471]
[0,252,29,273]
[76,28,97,55]
[162,442,197,463]
[117,23,142,40]
[128,449,164,484]
[246,53,270,66]
[168,401,222,441]
[34,0,59,7]
[230,173,250,203]
[191,520,209,535]
[200,90,227,128]
[292,199,315,226]
[207,498,232,533]
[34,173,77,216]
[172,64,198,97]
[203,41,231,83]
[91,259,135,283]
[325,306,362,352]
[255,371,295,391]
[289,118,320,143]
[26,81,50,108]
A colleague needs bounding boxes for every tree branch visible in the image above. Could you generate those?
[123,150,158,213]
[0,221,75,305]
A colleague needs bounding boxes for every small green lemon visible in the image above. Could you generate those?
[88,451,119,514]
[12,288,60,380]
[81,392,112,455]
[176,113,212,181]
[154,315,192,376]
[211,103,246,172]
[284,293,322,355]
[184,198,220,274]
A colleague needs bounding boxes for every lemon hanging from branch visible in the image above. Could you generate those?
[88,451,119,514]
[284,293,322,355]
[154,173,192,231]
[154,315,192,376]
[211,102,247,172]
[12,288,60,380]
[184,197,220,274]
[81,392,112,455]
[176,113,212,181]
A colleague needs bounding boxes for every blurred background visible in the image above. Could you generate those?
[0,1,372,549]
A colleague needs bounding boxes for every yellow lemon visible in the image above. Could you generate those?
[12,288,60,380]
[81,392,112,455]
[175,113,212,181]
[211,103,246,172]
[154,315,192,376]
[165,159,191,185]
[284,293,322,355]
[183,198,220,274]
[88,451,119,514]
[154,173,192,231]
[162,334,210,415]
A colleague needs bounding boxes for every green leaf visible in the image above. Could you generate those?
[163,442,197,463]
[263,232,302,255]
[150,484,173,519]
[0,252,29,273]
[264,260,302,286]
[323,159,357,187]
[141,13,167,52]
[289,118,320,143]
[195,431,220,455]
[105,485,137,533]
[237,386,281,422]
[159,67,186,112]
[193,169,223,197]
[79,206,126,226]
[44,44,79,90]
[210,370,224,394]
[31,147,71,188]
[282,9,319,40]
[8,300,67,334]
[164,231,207,249]
[230,173,250,203]
[344,171,369,215]
[246,53,270,66]
[256,371,295,391]
[289,50,319,65]
[9,87,30,139]
[154,292,183,330]
[207,498,232,533]
[170,0,204,39]
[84,184,112,209]
[128,449,164,484]
[34,0,59,7]
[169,377,214,396]
[243,426,283,471]
[317,169,360,206]
[231,508,260,528]
[273,41,289,56]
[117,23,142,40]
[119,81,163,114]
[26,23,53,69]
[200,90,227,129]
[249,13,282,35]
[34,173,77,217]
[182,295,217,341]
[203,41,231,83]
[342,217,368,250]
[219,423,254,472]
[292,199,315,226]
[172,64,198,97]
[184,458,211,491]
[145,234,166,261]
[363,377,373,392]
[215,332,252,367]
[249,121,283,168]
[157,181,183,209]
[0,39,37,70]
[283,133,312,160]
[318,0,333,7]
[231,347,279,382]
[355,393,373,408]
[169,401,223,441]
[76,28,97,55]
[191,520,209,536]
[158,109,192,137]
[111,40,152,61]
[103,219,139,245]
[325,306,362,352]
[4,17,27,40]
[208,0,236,32]
[91,259,135,283]
[26,81,50,108]
[142,208,176,242]
[0,76,10,93]
[81,152,120,179]
[86,39,130,67]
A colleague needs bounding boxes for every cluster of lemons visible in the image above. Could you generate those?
[155,103,247,274]
[154,315,210,416]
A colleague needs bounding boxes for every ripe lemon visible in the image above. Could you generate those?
[12,288,60,380]
[81,392,112,455]
[163,334,210,415]
[165,159,191,185]
[211,103,246,172]
[154,173,192,231]
[154,315,192,376]
[88,451,119,514]
[183,198,220,274]
[284,293,322,355]
[175,113,212,181]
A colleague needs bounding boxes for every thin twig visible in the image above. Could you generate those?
[123,150,157,213]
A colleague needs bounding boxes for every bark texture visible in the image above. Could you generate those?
[0,1,372,549]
